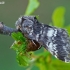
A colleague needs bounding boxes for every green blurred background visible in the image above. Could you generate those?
[0,0,70,70]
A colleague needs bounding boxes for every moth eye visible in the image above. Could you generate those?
[34,16,37,20]
[34,16,38,23]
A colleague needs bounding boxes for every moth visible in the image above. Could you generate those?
[15,16,70,63]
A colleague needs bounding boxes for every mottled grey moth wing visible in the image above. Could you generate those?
[15,16,70,63]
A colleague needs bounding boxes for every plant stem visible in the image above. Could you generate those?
[0,22,17,36]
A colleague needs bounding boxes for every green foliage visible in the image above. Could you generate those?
[65,26,70,35]
[11,32,33,66]
[52,6,70,35]
[52,6,65,27]
[35,52,70,70]
[25,0,40,15]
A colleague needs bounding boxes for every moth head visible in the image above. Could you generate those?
[15,16,38,34]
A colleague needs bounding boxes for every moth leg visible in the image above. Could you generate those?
[26,40,41,52]
[32,40,42,50]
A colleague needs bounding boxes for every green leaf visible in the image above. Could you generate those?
[36,51,70,70]
[11,32,34,67]
[25,0,40,15]
[52,6,65,27]
[17,53,30,66]
[65,25,70,35]
[11,32,26,42]
[52,59,70,70]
